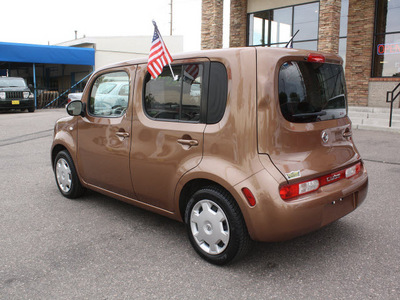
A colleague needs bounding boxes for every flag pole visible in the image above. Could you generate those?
[152,20,175,78]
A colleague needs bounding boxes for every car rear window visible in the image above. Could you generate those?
[278,61,347,123]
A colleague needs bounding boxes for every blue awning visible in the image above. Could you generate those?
[0,42,95,66]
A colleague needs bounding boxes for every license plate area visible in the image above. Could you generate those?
[321,193,358,226]
[12,100,20,105]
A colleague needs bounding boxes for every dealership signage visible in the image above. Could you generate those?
[377,43,400,55]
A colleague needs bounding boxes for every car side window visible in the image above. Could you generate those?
[89,71,129,117]
[144,64,202,122]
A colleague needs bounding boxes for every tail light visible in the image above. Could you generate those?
[280,162,362,200]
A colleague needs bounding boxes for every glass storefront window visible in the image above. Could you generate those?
[373,0,400,77]
[339,38,347,67]
[374,33,400,77]
[292,41,318,50]
[248,2,319,50]
[270,8,292,44]
[293,3,319,41]
[339,0,349,38]
[251,16,264,45]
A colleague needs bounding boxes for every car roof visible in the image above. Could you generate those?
[96,47,343,72]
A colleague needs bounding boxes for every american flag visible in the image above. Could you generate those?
[147,26,173,79]
[184,64,199,80]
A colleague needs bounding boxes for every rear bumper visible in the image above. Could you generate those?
[234,165,368,242]
[0,99,35,110]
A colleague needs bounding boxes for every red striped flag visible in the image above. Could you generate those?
[147,26,173,79]
[184,64,199,80]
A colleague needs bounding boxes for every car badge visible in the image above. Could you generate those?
[321,131,329,143]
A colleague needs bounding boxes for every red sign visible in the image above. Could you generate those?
[377,43,400,55]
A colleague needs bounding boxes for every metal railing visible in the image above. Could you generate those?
[386,82,400,127]
[42,72,93,109]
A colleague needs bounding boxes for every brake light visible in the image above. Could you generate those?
[307,53,325,63]
[280,162,362,200]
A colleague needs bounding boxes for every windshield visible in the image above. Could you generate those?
[0,78,27,88]
[278,61,347,123]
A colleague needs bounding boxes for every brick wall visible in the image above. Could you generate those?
[201,0,224,50]
[230,0,248,48]
[345,0,375,106]
[318,0,341,53]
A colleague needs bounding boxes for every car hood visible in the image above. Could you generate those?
[0,87,30,92]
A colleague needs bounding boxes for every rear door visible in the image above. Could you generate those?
[130,62,207,212]
[258,52,359,181]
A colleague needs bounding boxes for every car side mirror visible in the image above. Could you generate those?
[66,101,85,117]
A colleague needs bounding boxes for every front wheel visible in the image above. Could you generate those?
[185,186,252,265]
[54,150,85,199]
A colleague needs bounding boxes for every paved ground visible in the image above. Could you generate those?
[0,109,399,299]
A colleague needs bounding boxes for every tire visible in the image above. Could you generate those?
[54,150,85,199]
[185,186,252,265]
[28,107,35,113]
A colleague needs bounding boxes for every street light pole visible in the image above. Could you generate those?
[170,0,173,35]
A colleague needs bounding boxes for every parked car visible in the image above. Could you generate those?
[0,76,35,112]
[67,92,83,103]
[51,47,368,265]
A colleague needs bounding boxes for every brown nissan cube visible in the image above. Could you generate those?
[51,47,368,265]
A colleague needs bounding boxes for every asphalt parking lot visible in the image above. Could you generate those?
[1,109,399,299]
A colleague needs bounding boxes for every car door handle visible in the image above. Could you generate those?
[115,132,130,138]
[177,139,199,147]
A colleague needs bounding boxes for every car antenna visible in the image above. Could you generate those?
[285,30,299,48]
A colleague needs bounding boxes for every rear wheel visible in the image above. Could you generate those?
[54,150,84,199]
[185,186,252,265]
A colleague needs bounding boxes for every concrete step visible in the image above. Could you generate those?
[348,106,400,114]
[348,111,400,121]
[348,106,400,133]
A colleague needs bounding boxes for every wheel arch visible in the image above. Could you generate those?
[178,178,240,223]
[51,144,68,169]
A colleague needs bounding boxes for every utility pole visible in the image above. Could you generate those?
[170,0,173,35]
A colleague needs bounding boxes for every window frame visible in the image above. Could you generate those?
[372,0,400,78]
[87,70,130,118]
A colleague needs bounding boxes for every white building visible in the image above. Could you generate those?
[57,35,184,70]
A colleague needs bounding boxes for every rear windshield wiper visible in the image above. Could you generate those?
[292,111,327,118]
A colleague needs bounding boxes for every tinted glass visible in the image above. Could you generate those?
[279,61,347,123]
[207,62,228,124]
[182,64,202,121]
[144,64,202,122]
[89,71,129,117]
